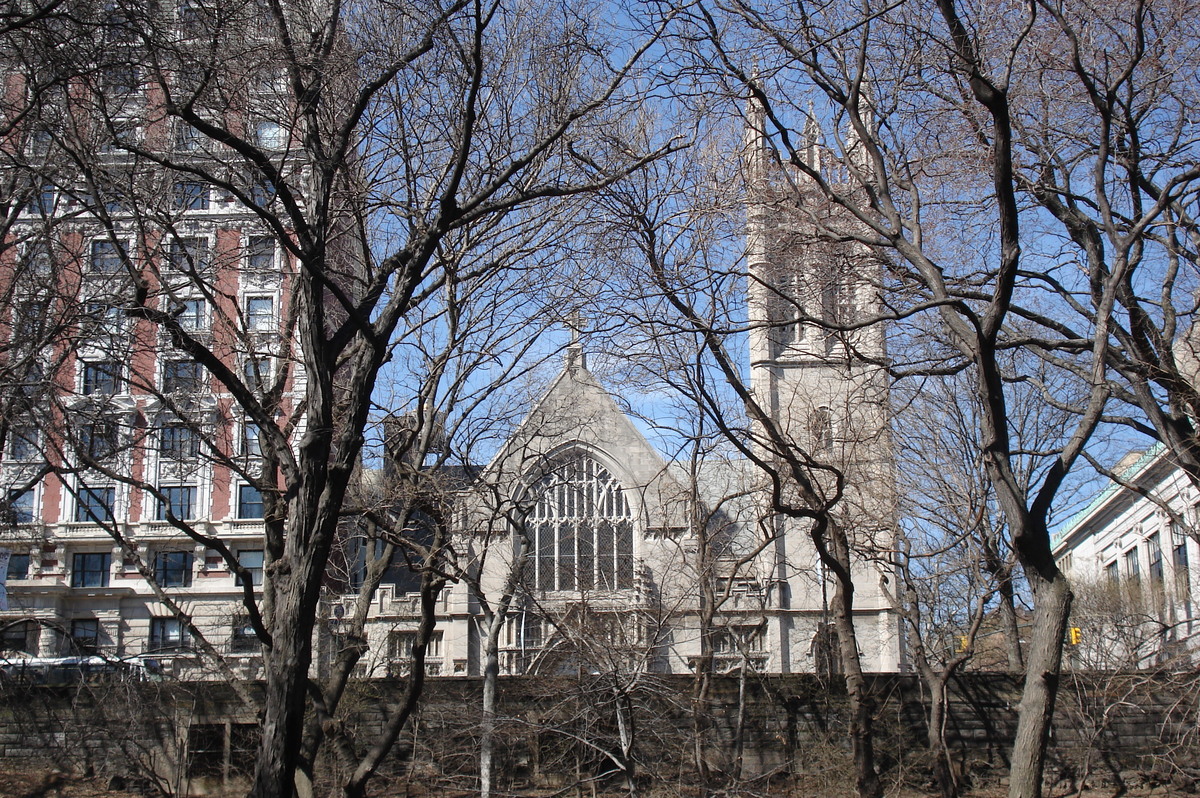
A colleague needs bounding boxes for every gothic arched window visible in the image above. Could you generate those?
[526,455,634,592]
[809,406,834,452]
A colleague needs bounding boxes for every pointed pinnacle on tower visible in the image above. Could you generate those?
[802,100,821,173]
[743,72,769,183]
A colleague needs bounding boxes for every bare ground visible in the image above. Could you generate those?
[0,768,1189,798]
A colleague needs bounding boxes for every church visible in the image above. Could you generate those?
[0,90,903,678]
[341,111,904,679]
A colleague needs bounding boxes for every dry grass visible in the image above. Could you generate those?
[0,767,1192,798]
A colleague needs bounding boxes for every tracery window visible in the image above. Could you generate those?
[527,455,634,592]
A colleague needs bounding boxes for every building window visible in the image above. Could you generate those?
[90,239,125,273]
[85,301,124,337]
[247,236,274,271]
[243,357,270,390]
[162,359,203,393]
[175,122,203,151]
[16,361,44,401]
[1125,547,1140,584]
[0,621,35,654]
[253,65,287,96]
[104,7,136,43]
[82,421,119,459]
[75,488,115,524]
[507,613,543,650]
[172,180,208,211]
[187,723,224,779]
[6,553,30,580]
[160,424,199,460]
[249,176,275,207]
[155,550,193,587]
[101,188,128,215]
[14,299,47,341]
[388,629,443,662]
[713,625,765,656]
[157,486,196,521]
[349,534,427,594]
[27,182,55,215]
[28,127,52,156]
[241,422,262,457]
[148,617,190,652]
[102,65,138,97]
[5,426,39,462]
[23,240,53,274]
[1174,540,1190,594]
[236,549,264,586]
[238,485,264,520]
[168,237,209,274]
[82,361,121,395]
[70,619,100,654]
[186,722,257,781]
[1105,560,1119,583]
[254,120,285,149]
[177,298,206,330]
[527,455,634,592]
[245,296,274,331]
[810,406,834,452]
[230,615,260,652]
[1148,533,1164,584]
[102,119,140,153]
[177,0,206,28]
[821,261,857,327]
[71,552,110,587]
[5,490,35,524]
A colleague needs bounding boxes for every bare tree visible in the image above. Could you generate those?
[658,2,1154,796]
[0,1,677,795]
[893,370,1028,798]
[584,108,902,798]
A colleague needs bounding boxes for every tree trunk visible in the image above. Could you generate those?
[835,608,880,798]
[998,572,1025,672]
[250,574,318,798]
[732,655,747,783]
[692,667,713,787]
[926,673,957,798]
[480,612,503,798]
[826,523,881,798]
[1008,572,1072,798]
[691,523,715,791]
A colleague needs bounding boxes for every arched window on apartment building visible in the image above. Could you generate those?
[526,454,634,592]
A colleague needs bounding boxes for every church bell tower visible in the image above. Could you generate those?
[744,97,902,672]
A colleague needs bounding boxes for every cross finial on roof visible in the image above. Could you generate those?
[565,311,587,372]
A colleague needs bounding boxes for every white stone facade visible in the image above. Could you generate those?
[1053,447,1200,667]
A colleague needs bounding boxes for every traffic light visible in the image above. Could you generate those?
[1068,626,1082,646]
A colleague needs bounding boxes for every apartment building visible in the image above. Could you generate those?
[0,0,298,678]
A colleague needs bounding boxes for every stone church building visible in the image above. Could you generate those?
[344,113,904,679]
[0,103,903,678]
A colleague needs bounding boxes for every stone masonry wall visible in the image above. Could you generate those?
[0,672,1194,794]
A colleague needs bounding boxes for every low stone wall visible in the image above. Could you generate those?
[0,671,1193,794]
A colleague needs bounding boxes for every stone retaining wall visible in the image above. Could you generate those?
[0,672,1192,794]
